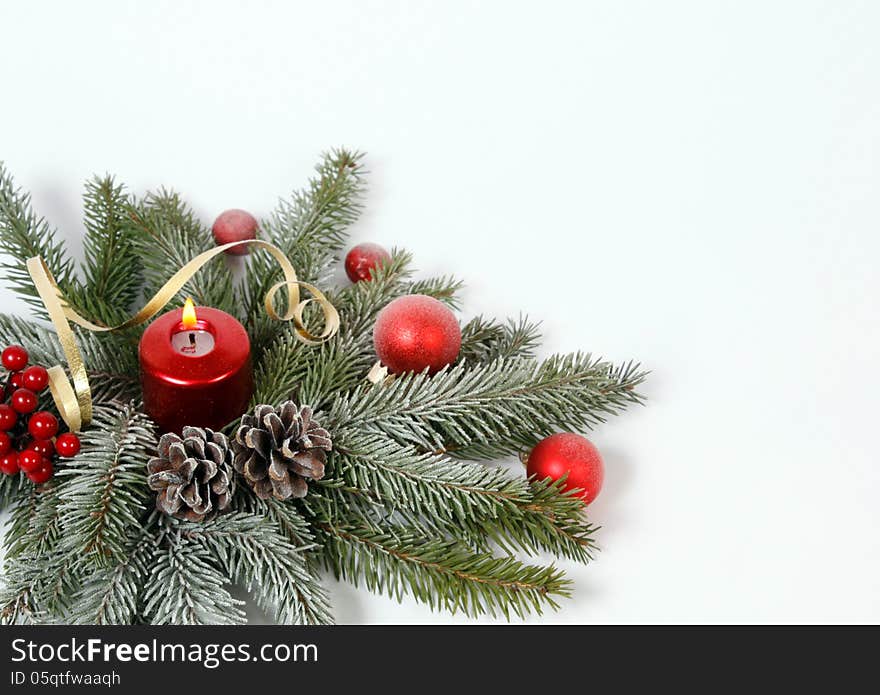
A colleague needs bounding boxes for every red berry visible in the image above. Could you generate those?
[373,295,462,375]
[26,458,53,484]
[0,404,18,431]
[28,411,59,439]
[18,449,42,473]
[0,451,19,475]
[29,438,55,458]
[55,432,81,458]
[212,209,258,255]
[345,243,392,283]
[21,365,49,392]
[11,388,38,414]
[0,385,5,401]
[10,372,24,389]
[0,432,10,456]
[526,433,605,505]
[1,345,28,371]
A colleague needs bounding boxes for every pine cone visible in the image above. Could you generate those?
[232,402,330,500]
[147,427,235,521]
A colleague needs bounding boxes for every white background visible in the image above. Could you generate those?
[1,1,878,624]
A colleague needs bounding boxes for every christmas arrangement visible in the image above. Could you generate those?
[0,150,645,624]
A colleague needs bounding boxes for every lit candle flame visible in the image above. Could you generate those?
[181,298,198,329]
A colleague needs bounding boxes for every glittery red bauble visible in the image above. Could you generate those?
[526,432,604,505]
[373,295,461,375]
[345,243,391,283]
[212,209,258,255]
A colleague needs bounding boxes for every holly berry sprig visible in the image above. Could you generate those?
[0,345,81,485]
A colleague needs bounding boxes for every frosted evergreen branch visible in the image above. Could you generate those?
[56,403,156,566]
[0,163,76,316]
[68,522,159,625]
[241,149,367,350]
[330,354,646,458]
[179,512,333,625]
[129,190,236,314]
[322,433,597,562]
[0,314,141,403]
[143,525,246,626]
[318,522,571,619]
[64,176,143,325]
[459,315,542,364]
[406,274,464,308]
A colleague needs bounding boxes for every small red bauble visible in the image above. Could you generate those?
[11,388,38,414]
[373,295,462,375]
[21,365,49,392]
[0,432,11,456]
[345,243,391,283]
[18,449,43,474]
[0,404,18,431]
[0,452,19,475]
[212,209,258,255]
[28,411,59,439]
[26,459,53,484]
[55,432,81,458]
[526,432,605,505]
[10,372,24,389]
[29,439,55,458]
[2,345,29,371]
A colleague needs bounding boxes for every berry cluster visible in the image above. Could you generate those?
[0,345,81,484]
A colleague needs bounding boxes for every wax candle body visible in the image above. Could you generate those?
[139,306,254,434]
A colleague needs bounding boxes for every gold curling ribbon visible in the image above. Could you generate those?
[26,239,340,432]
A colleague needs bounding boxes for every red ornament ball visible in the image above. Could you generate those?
[22,365,49,392]
[373,295,462,375]
[11,388,38,414]
[345,243,391,283]
[212,209,258,255]
[2,345,29,371]
[0,404,18,431]
[26,458,53,485]
[10,372,24,389]
[28,411,59,439]
[526,432,605,505]
[0,452,19,475]
[29,438,55,458]
[18,449,43,474]
[55,432,81,458]
[0,432,11,456]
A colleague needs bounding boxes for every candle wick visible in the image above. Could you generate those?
[189,333,196,346]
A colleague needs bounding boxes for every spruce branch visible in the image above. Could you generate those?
[0,314,141,403]
[328,434,597,562]
[241,148,367,350]
[68,522,159,625]
[143,524,246,626]
[180,511,333,625]
[56,403,156,566]
[129,190,236,314]
[459,315,542,364]
[63,176,143,326]
[330,354,646,459]
[318,522,571,619]
[0,163,75,316]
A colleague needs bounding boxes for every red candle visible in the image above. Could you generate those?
[139,299,254,434]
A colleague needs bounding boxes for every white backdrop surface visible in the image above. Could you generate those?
[0,1,878,623]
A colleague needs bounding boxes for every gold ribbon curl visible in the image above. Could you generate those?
[26,239,340,432]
